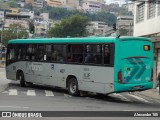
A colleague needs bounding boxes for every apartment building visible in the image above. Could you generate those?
[134,0,160,87]
[87,21,112,36]
[0,10,4,29]
[17,0,25,7]
[34,12,49,37]
[45,0,66,7]
[33,0,44,8]
[25,0,33,5]
[117,16,133,36]
[66,0,79,9]
[122,2,134,15]
[83,0,105,4]
[82,0,101,13]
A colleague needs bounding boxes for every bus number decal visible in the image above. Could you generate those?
[83,67,90,79]
[124,71,131,77]
[28,64,43,71]
[51,64,54,70]
[84,73,90,79]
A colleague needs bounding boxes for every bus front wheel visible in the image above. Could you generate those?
[18,72,26,87]
[67,78,79,96]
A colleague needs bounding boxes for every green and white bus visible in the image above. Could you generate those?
[6,36,153,96]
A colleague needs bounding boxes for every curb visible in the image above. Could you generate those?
[136,89,160,101]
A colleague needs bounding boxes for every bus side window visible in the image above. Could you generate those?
[67,44,83,63]
[17,44,26,60]
[104,45,110,65]
[84,44,102,64]
[45,44,52,61]
[26,44,37,61]
[94,45,102,64]
[52,45,66,63]
[6,45,16,65]
[8,49,15,60]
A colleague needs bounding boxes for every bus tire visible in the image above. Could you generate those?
[19,72,26,87]
[67,78,79,96]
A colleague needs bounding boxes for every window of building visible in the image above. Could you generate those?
[148,1,156,19]
[67,44,84,63]
[137,3,145,23]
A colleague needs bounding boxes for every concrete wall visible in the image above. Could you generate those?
[134,2,160,36]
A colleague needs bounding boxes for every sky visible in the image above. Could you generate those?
[105,0,127,5]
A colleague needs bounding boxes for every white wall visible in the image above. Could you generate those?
[134,2,160,36]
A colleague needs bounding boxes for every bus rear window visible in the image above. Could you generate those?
[143,45,150,51]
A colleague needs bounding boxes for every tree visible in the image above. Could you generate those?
[47,14,89,37]
[10,1,18,8]
[0,23,28,46]
[24,3,33,10]
[40,5,116,26]
[119,28,128,36]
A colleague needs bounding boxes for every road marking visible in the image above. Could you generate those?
[27,90,36,96]
[0,106,29,109]
[64,94,72,98]
[127,94,151,103]
[112,93,131,102]
[9,89,18,95]
[123,110,135,111]
[1,91,9,94]
[45,90,54,96]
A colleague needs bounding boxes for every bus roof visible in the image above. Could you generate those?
[8,36,151,44]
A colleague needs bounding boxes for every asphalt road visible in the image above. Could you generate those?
[0,68,160,120]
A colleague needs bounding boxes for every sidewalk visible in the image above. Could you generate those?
[0,68,10,92]
[136,87,160,100]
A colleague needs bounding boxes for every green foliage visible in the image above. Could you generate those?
[24,3,33,10]
[0,23,28,46]
[9,1,19,8]
[38,6,116,26]
[0,0,17,9]
[119,28,128,36]
[47,14,89,38]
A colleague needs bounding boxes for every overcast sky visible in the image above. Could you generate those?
[105,0,126,5]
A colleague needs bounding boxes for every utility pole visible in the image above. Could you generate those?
[0,19,4,47]
[17,15,18,39]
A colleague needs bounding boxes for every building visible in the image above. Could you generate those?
[82,0,101,13]
[87,21,113,36]
[3,8,35,36]
[33,0,44,8]
[117,16,133,36]
[45,0,66,7]
[133,0,160,88]
[34,12,49,37]
[25,0,33,5]
[122,2,134,15]
[0,10,4,21]
[66,0,79,9]
[17,0,25,7]
[5,8,33,19]
[83,0,105,4]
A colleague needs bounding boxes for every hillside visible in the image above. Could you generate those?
[0,0,17,9]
